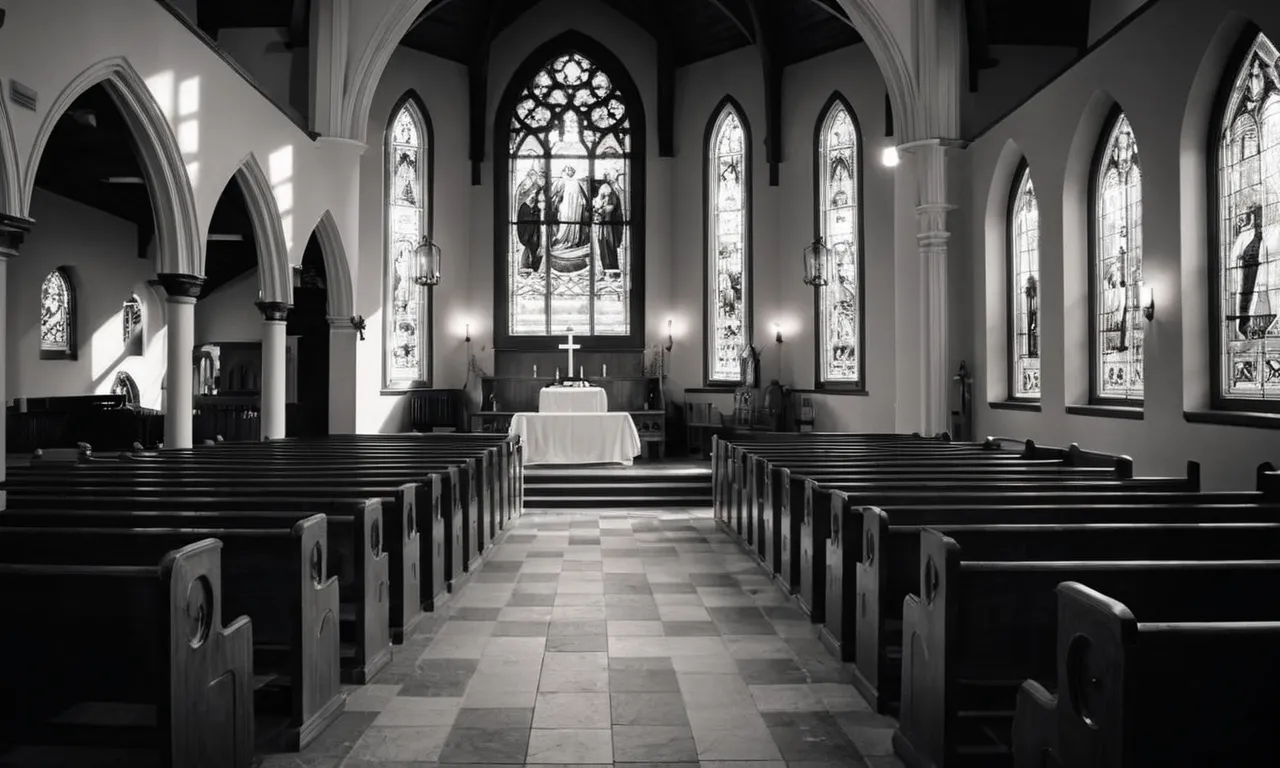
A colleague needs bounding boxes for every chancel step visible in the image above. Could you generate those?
[523,465,711,509]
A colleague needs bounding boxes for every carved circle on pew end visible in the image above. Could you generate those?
[924,557,940,606]
[370,518,383,557]
[185,575,213,649]
[1066,633,1104,729]
[865,529,875,565]
[31,449,42,460]
[310,542,325,586]
[215,435,225,444]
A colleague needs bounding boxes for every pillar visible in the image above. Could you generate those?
[158,273,203,449]
[328,315,360,434]
[257,301,290,440]
[0,214,34,481]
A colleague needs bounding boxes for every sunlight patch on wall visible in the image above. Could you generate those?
[145,71,175,120]
[90,308,126,381]
[269,145,294,251]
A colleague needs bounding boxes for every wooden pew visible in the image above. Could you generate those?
[893,528,1280,768]
[0,539,254,767]
[1012,582,1280,767]
[836,496,1280,713]
[0,496,399,678]
[0,519,344,751]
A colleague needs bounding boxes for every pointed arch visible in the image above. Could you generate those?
[1008,159,1040,400]
[310,209,355,320]
[0,89,20,217]
[384,90,433,389]
[231,153,294,305]
[40,267,76,360]
[24,57,201,277]
[1089,106,1144,403]
[704,95,752,386]
[812,91,864,391]
[1209,25,1280,411]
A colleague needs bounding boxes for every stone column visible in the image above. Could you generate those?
[257,301,291,440]
[0,215,34,482]
[328,315,361,434]
[158,273,204,449]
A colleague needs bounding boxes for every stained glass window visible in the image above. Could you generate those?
[111,371,139,405]
[708,102,749,384]
[385,97,431,388]
[507,52,632,337]
[816,97,861,387]
[1009,164,1040,398]
[123,294,143,356]
[40,268,75,360]
[1092,113,1144,401]
[1216,32,1280,405]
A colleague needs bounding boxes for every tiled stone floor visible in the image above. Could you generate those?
[263,509,903,768]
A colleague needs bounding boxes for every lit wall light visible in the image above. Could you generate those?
[1141,285,1154,321]
[882,146,899,167]
[774,322,784,344]
[665,318,674,352]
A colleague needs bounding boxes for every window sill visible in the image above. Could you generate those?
[686,387,738,394]
[1184,409,1280,430]
[1065,404,1143,420]
[798,386,869,397]
[381,386,434,396]
[988,400,1041,412]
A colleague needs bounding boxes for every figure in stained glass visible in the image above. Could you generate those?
[707,103,749,383]
[815,97,862,386]
[550,165,591,254]
[594,179,624,272]
[1093,111,1144,400]
[516,168,545,273]
[384,96,431,388]
[1010,165,1040,398]
[40,268,75,359]
[1216,31,1280,403]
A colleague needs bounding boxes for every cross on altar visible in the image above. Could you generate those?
[558,328,581,376]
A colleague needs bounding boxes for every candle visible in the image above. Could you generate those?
[603,363,608,377]
[533,365,538,378]
[579,366,584,379]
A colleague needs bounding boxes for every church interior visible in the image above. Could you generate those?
[1,0,1280,765]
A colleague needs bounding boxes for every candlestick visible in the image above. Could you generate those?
[556,367,561,381]
[602,363,607,377]
[533,365,538,378]
[579,366,584,379]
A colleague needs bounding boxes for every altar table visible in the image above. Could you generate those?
[509,412,641,466]
[538,386,608,413]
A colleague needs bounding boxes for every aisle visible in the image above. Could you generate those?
[263,509,902,767]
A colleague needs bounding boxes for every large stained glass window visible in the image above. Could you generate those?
[507,51,632,336]
[40,267,75,360]
[1009,164,1040,398]
[816,96,862,388]
[1216,32,1280,406]
[707,101,750,384]
[385,96,431,389]
[1093,112,1144,401]
[123,294,143,357]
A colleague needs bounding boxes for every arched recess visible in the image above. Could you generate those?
[982,138,1026,403]
[309,209,355,319]
[341,0,918,145]
[229,153,293,305]
[0,92,21,216]
[24,58,201,277]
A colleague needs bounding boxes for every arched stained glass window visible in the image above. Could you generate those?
[385,94,432,389]
[40,267,76,360]
[506,51,632,337]
[1215,31,1280,407]
[1009,163,1040,399]
[111,371,140,406]
[1092,111,1144,401]
[815,95,862,389]
[123,294,143,357]
[707,100,750,384]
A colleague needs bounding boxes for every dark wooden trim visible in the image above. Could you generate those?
[468,0,500,184]
[1006,158,1039,404]
[811,91,865,393]
[1185,409,1280,429]
[152,0,319,141]
[968,0,1167,140]
[796,386,869,397]
[651,0,676,158]
[744,0,782,186]
[380,384,433,397]
[703,95,754,387]
[988,400,1041,412]
[1065,403,1143,420]
[156,272,205,299]
[1087,104,1146,407]
[0,213,35,252]
[382,91,436,389]
[1207,24,1280,415]
[255,301,292,322]
[39,266,77,361]
[492,30,647,351]
[685,387,739,394]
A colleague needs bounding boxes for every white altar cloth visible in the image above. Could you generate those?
[538,386,608,413]
[509,412,641,466]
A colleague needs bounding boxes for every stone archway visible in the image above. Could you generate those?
[0,91,20,217]
[230,153,294,305]
[309,209,355,319]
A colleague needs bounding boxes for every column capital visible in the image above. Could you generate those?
[0,213,35,256]
[157,273,205,300]
[256,301,292,322]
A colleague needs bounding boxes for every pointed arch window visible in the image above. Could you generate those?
[1008,163,1040,399]
[1091,111,1144,402]
[1214,31,1280,409]
[384,95,432,390]
[40,267,76,361]
[123,294,143,357]
[814,95,863,389]
[706,100,751,385]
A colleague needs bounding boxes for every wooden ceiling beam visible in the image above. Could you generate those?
[639,0,677,158]
[964,0,998,92]
[287,0,310,48]
[406,0,467,35]
[800,0,856,27]
[743,0,782,185]
[469,0,503,184]
[704,0,756,45]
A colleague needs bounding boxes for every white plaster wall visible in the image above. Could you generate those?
[216,27,310,124]
[195,269,262,344]
[967,0,1280,489]
[962,45,1081,138]
[7,190,167,409]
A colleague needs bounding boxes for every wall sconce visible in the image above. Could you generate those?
[774,322,784,344]
[1141,285,1154,321]
[665,318,674,352]
[464,323,471,343]
[802,238,832,287]
[881,146,899,167]
[349,315,366,341]
[413,236,442,287]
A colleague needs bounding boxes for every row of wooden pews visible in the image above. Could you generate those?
[711,432,1280,767]
[0,433,523,767]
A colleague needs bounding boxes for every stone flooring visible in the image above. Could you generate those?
[263,508,903,768]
